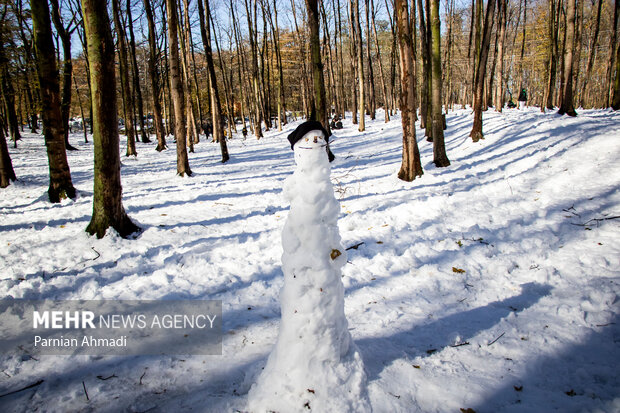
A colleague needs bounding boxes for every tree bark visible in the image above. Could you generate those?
[306,0,329,132]
[82,0,139,238]
[558,0,578,116]
[352,0,366,131]
[395,0,423,182]
[126,0,150,143]
[0,117,16,188]
[49,0,77,151]
[430,0,450,167]
[469,0,495,142]
[111,0,137,156]
[198,0,230,162]
[494,0,507,111]
[605,0,619,107]
[166,0,192,175]
[143,0,166,151]
[364,0,376,120]
[31,0,76,202]
[580,0,602,108]
[417,0,431,134]
[613,33,620,109]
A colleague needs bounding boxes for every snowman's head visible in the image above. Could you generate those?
[293,130,328,167]
[287,120,333,165]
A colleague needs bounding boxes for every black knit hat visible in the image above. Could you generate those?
[287,120,335,162]
[287,120,329,150]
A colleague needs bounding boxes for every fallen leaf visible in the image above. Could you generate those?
[330,249,342,260]
[452,267,466,274]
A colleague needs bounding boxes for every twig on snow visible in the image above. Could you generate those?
[488,332,505,346]
[570,215,620,227]
[0,380,44,398]
[82,381,89,401]
[346,242,365,251]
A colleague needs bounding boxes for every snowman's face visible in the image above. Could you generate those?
[293,130,328,166]
[295,130,326,149]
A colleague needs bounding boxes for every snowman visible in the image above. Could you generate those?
[247,121,370,412]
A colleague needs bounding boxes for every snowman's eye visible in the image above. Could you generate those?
[305,138,309,142]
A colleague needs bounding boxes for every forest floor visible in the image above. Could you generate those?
[1,106,619,412]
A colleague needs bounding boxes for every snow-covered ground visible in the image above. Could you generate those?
[1,107,619,412]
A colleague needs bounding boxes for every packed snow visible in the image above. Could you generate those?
[0,107,619,412]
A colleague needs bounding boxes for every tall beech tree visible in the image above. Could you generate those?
[49,0,78,151]
[0,117,16,188]
[82,0,139,238]
[166,0,192,175]
[469,0,495,142]
[198,0,229,163]
[306,0,330,132]
[395,0,423,181]
[126,0,150,144]
[558,0,578,116]
[430,0,449,167]
[143,0,166,151]
[31,0,76,202]
[112,0,137,156]
[494,0,507,112]
[352,0,365,131]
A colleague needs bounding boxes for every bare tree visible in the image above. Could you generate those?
[198,0,230,162]
[126,0,150,143]
[351,0,365,131]
[31,0,76,202]
[143,0,167,151]
[395,0,423,181]
[0,117,16,188]
[50,0,78,151]
[112,0,137,156]
[166,0,192,175]
[82,0,139,238]
[494,0,507,112]
[430,0,449,167]
[306,0,330,131]
[469,0,495,142]
[558,0,578,116]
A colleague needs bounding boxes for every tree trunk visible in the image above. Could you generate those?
[364,0,376,120]
[352,0,366,131]
[0,117,16,188]
[0,68,21,147]
[558,0,578,116]
[198,0,230,162]
[431,0,450,167]
[126,0,150,143]
[245,0,264,138]
[370,0,390,121]
[306,0,330,134]
[417,0,431,136]
[395,0,423,182]
[143,0,166,151]
[469,0,496,142]
[580,0,602,108]
[613,34,620,109]
[166,0,192,175]
[82,0,139,238]
[111,0,137,156]
[605,0,619,107]
[49,0,77,151]
[494,0,507,112]
[544,0,560,109]
[31,0,76,202]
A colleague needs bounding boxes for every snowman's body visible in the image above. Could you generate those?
[247,129,370,412]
